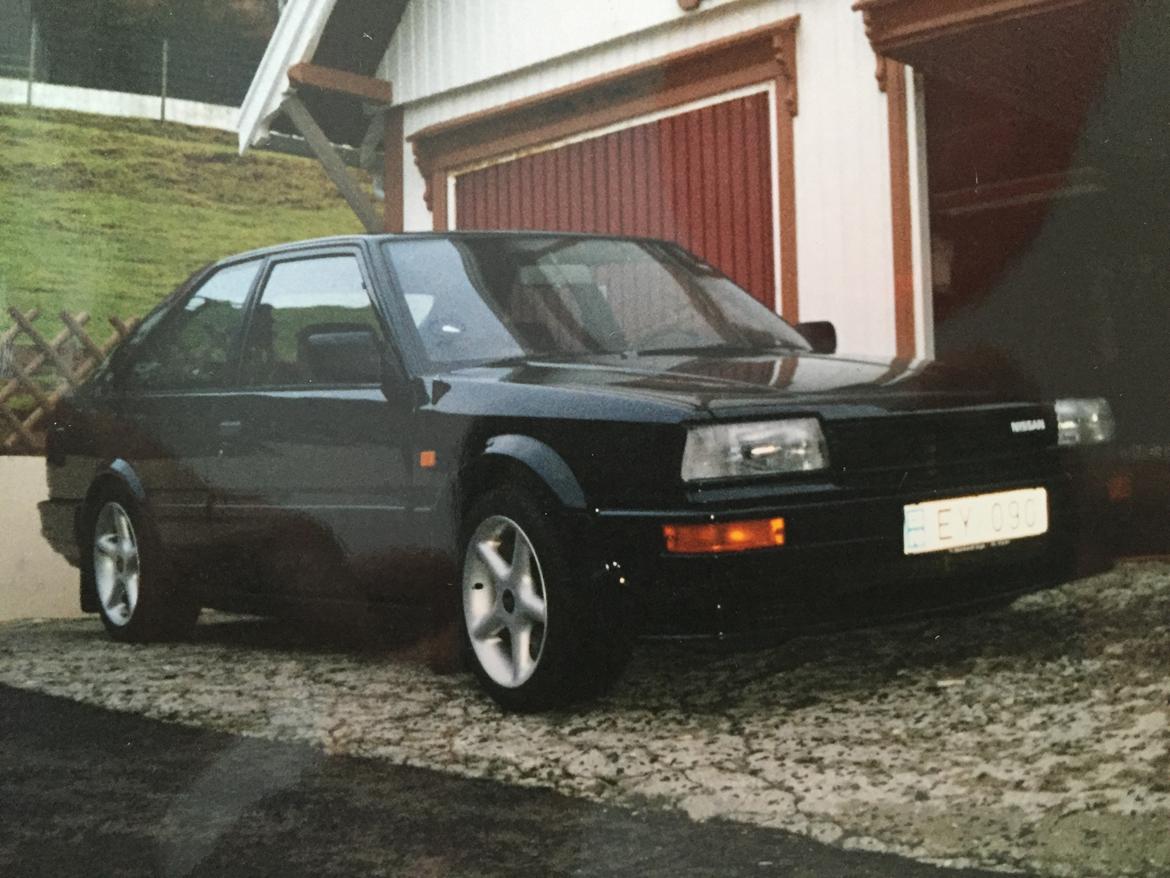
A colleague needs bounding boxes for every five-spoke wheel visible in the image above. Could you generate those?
[84,485,198,642]
[463,514,548,688]
[459,485,632,711]
[93,501,140,627]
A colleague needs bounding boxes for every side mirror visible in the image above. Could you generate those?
[380,347,430,407]
[296,322,428,405]
[297,323,382,384]
[796,321,837,355]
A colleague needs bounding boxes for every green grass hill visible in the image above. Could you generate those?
[0,105,366,335]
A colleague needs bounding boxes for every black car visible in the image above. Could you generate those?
[40,233,1114,710]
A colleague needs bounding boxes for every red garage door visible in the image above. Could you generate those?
[452,91,777,308]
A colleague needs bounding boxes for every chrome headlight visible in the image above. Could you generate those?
[681,418,829,481]
[1054,397,1115,446]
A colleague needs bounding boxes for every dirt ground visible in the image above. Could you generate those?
[1,561,1167,876]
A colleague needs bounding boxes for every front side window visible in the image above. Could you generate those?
[240,254,384,387]
[381,237,809,368]
[123,260,259,391]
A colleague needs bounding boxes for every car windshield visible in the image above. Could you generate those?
[381,236,810,367]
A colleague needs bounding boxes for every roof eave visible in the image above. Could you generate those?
[237,0,340,154]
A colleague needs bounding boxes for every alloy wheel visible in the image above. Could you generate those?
[93,501,140,627]
[462,515,548,688]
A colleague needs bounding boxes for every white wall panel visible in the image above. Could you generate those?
[0,77,239,131]
[787,0,897,359]
[395,0,900,358]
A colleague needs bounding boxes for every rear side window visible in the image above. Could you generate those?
[240,254,385,387]
[124,260,259,391]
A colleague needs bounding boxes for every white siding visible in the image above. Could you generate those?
[392,0,902,359]
[382,0,744,105]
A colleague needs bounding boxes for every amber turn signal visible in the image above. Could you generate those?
[663,517,786,554]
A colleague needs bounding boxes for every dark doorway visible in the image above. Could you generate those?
[924,3,1170,552]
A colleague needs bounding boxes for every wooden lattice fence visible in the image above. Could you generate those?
[0,307,139,454]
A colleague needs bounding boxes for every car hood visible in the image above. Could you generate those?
[440,350,1038,421]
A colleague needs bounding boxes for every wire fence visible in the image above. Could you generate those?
[0,12,267,110]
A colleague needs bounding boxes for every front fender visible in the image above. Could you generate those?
[480,434,587,510]
[92,458,149,504]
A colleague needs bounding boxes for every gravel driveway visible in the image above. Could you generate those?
[2,561,1167,877]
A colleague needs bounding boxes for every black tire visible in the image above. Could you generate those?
[459,485,630,711]
[81,483,199,643]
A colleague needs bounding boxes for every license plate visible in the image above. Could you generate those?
[903,487,1048,556]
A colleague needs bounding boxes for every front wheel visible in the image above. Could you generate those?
[460,487,629,711]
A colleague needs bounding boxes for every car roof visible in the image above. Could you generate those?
[213,230,675,267]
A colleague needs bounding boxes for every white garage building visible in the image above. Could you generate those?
[240,0,938,364]
[239,0,1149,420]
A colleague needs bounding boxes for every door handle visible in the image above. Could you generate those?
[217,420,243,438]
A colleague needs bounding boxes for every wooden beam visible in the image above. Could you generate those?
[263,131,364,169]
[288,62,392,105]
[883,59,917,360]
[281,94,383,233]
[854,0,1103,55]
[932,168,1107,216]
[383,106,404,233]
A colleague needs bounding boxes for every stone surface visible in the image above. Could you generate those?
[1,561,1168,876]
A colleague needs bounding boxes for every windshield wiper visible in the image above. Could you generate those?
[633,342,795,358]
[478,352,589,367]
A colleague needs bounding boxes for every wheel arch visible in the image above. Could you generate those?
[458,434,587,522]
[80,459,149,522]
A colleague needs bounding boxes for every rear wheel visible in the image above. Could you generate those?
[84,487,198,642]
[460,486,629,711]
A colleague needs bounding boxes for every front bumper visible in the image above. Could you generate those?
[590,474,1090,641]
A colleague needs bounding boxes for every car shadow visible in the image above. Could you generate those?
[110,564,1143,718]
[601,588,1096,716]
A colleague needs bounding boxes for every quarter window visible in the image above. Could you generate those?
[123,260,259,391]
[240,254,384,387]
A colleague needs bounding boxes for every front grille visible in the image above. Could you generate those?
[825,406,1057,490]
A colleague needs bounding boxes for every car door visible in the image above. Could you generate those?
[212,246,415,603]
[113,257,262,576]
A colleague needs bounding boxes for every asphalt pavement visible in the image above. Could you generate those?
[0,684,1007,878]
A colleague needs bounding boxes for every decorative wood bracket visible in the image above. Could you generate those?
[772,28,798,117]
[413,141,435,214]
[875,53,890,92]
